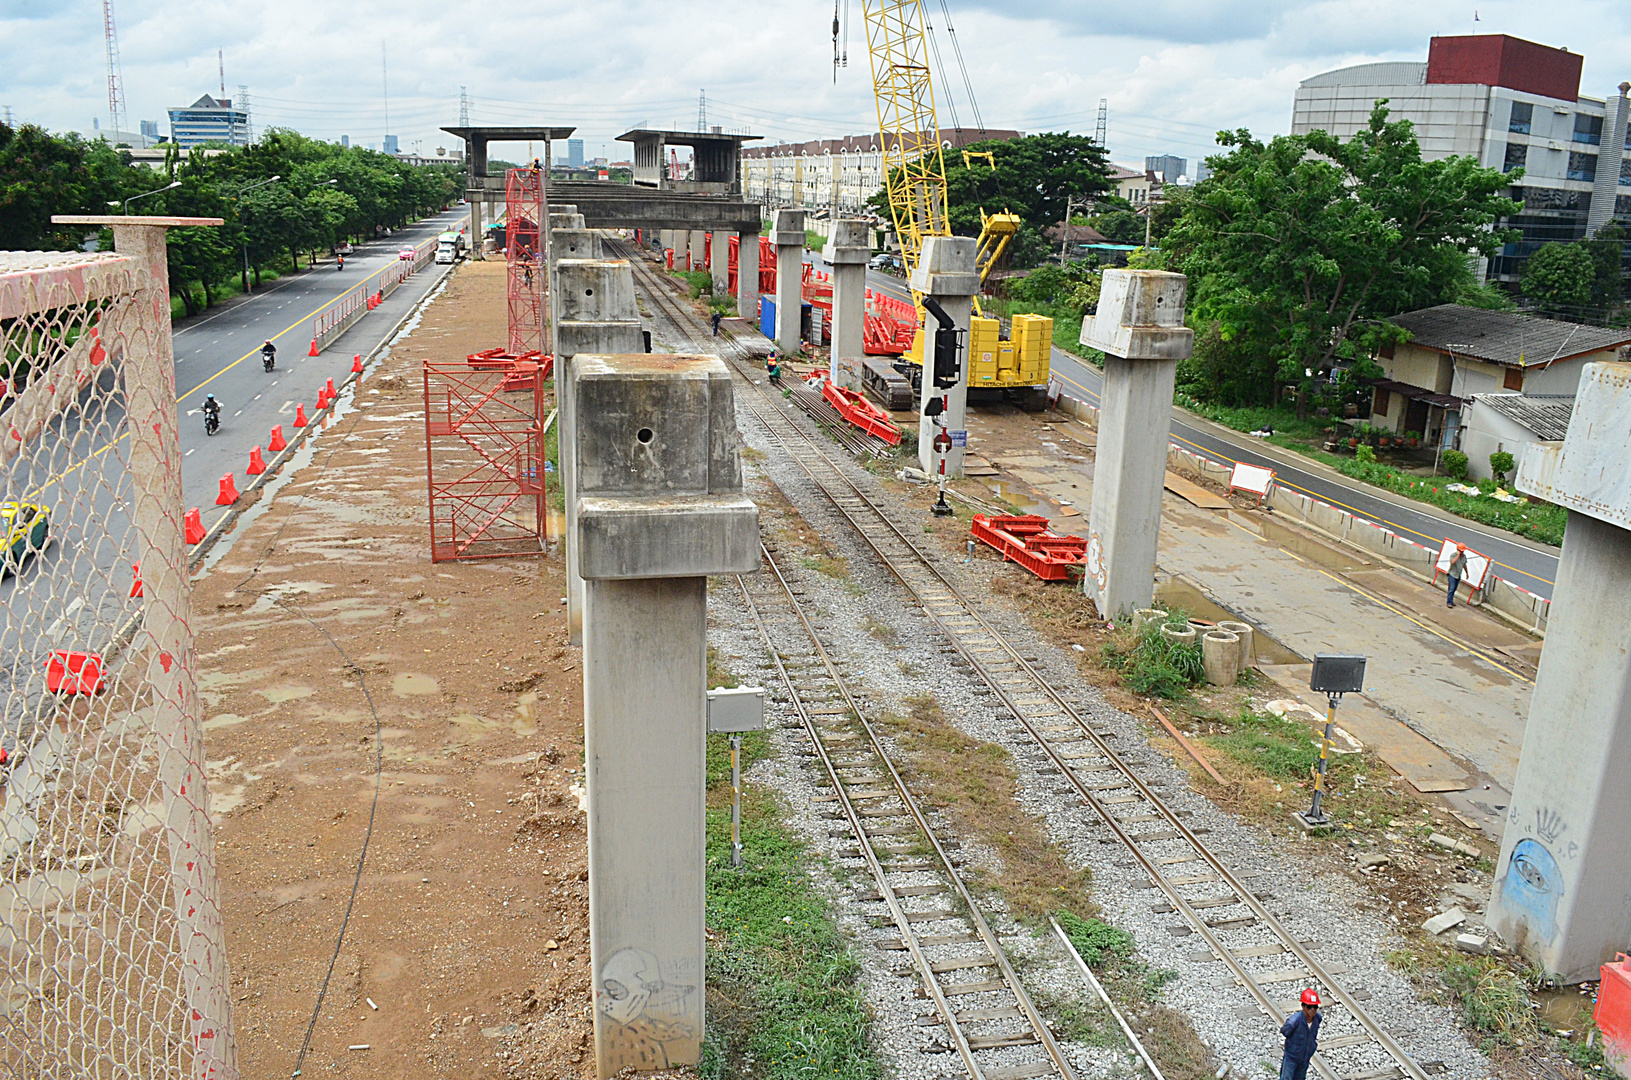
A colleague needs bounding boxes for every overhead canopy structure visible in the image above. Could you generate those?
[441,125,578,177]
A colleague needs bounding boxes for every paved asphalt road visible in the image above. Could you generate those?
[2,209,464,731]
[847,260,1561,601]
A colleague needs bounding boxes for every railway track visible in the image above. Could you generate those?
[738,545,1079,1080]
[615,237,1437,1080]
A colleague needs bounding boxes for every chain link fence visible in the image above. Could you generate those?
[1,246,235,1078]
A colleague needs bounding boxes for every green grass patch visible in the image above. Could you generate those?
[1100,613,1204,700]
[702,782,880,1080]
[1442,959,1537,1044]
[1205,708,1322,781]
[1171,393,1566,546]
[671,268,715,299]
[804,229,827,253]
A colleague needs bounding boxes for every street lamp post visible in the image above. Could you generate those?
[116,180,182,216]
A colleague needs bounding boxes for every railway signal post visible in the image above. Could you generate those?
[1489,361,1631,982]
[911,235,979,479]
[574,353,758,1075]
[1079,269,1194,619]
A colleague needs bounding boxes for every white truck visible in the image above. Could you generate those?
[434,231,467,264]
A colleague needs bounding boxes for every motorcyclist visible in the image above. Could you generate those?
[201,394,221,432]
[261,340,276,370]
[336,253,345,270]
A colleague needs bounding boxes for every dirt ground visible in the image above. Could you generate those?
[195,258,594,1079]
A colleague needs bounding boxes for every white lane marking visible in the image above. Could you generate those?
[253,394,262,401]
[233,409,243,417]
[45,597,86,637]
[186,447,196,456]
[279,400,295,413]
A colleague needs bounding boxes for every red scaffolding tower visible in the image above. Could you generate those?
[505,166,544,356]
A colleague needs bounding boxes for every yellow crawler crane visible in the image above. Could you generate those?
[860,0,1050,402]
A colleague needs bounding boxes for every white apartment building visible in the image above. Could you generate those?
[1291,35,1630,285]
[742,128,1022,218]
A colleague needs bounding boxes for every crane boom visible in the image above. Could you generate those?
[861,0,949,300]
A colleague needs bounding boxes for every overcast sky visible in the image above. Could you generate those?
[4,1,1629,171]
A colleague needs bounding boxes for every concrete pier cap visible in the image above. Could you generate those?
[768,207,805,248]
[551,229,601,261]
[909,234,980,297]
[828,219,870,263]
[574,354,759,580]
[556,260,637,323]
[1079,269,1194,359]
[1489,360,1631,981]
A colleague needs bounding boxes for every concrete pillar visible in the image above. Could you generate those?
[689,230,707,274]
[469,196,485,259]
[659,230,678,260]
[575,354,758,1076]
[911,235,979,478]
[710,230,732,296]
[736,227,760,324]
[1489,362,1631,982]
[1079,269,1194,619]
[769,208,805,354]
[826,219,869,389]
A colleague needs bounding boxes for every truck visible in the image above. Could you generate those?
[434,231,467,264]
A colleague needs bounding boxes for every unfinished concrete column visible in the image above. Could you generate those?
[469,196,485,259]
[710,230,733,296]
[827,219,869,388]
[1079,269,1194,619]
[688,230,707,273]
[1489,362,1631,981]
[736,226,761,323]
[555,258,641,647]
[770,208,805,354]
[911,235,979,478]
[576,354,758,1076]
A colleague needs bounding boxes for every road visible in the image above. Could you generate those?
[847,260,1561,601]
[1,208,465,742]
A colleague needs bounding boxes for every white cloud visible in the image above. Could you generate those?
[3,0,1628,170]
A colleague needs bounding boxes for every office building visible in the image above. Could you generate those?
[167,94,250,149]
[1145,154,1186,183]
[383,135,399,155]
[568,138,584,167]
[1292,34,1630,284]
[139,120,159,140]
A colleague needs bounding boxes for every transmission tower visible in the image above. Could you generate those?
[459,86,470,126]
[697,89,707,131]
[102,1,128,138]
[238,84,252,143]
[1095,98,1107,150]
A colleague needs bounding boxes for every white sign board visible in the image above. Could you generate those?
[1434,539,1491,590]
[1229,461,1276,497]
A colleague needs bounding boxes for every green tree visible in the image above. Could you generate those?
[1521,242,1595,317]
[1489,451,1515,484]
[1585,222,1626,316]
[1165,103,1519,416]
[1092,209,1144,244]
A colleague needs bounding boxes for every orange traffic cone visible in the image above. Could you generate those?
[308,338,320,356]
[216,473,239,506]
[268,424,287,452]
[293,404,308,428]
[324,377,336,399]
[246,446,266,475]
[316,388,329,410]
[352,354,363,373]
[130,562,143,598]
[184,508,205,544]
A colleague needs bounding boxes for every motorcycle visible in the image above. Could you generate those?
[262,351,276,372]
[336,254,345,271]
[204,410,220,436]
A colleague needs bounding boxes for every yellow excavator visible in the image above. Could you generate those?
[859,0,1050,402]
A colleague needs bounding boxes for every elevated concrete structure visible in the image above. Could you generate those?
[616,127,760,194]
[912,236,980,478]
[442,125,576,260]
[575,354,757,1075]
[827,220,869,388]
[1080,270,1194,618]
[1490,361,1631,981]
[466,177,762,234]
[770,209,805,354]
[736,225,761,322]
[709,231,732,295]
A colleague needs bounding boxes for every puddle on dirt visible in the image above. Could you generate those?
[1536,988,1595,1030]
[257,684,316,704]
[203,713,249,731]
[983,480,1052,517]
[1154,578,1304,665]
[391,672,440,696]
[514,692,542,736]
[449,712,499,743]
[1254,515,1369,571]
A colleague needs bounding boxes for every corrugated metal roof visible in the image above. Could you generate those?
[1389,304,1631,368]
[1474,393,1575,440]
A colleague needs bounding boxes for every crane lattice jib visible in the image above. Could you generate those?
[862,0,948,303]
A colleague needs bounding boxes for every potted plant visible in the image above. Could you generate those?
[1379,434,1391,448]
[1406,431,1421,449]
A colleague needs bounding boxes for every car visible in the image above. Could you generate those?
[398,246,418,261]
[1,501,50,576]
[868,253,903,272]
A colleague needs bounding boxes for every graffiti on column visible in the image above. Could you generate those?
[597,947,697,1068]
[1495,806,1571,945]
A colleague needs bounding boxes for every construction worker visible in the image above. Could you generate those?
[711,311,722,337]
[766,354,782,386]
[1447,542,1469,608]
[1279,989,1322,1080]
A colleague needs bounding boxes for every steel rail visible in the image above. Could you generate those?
[738,545,1077,1080]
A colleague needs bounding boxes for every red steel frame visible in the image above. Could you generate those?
[505,166,544,356]
[423,360,547,562]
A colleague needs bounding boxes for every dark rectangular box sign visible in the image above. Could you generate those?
[1310,654,1367,694]
[1426,34,1582,103]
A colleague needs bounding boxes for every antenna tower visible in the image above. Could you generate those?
[697,89,707,131]
[382,41,391,138]
[218,49,225,97]
[1094,98,1107,149]
[238,84,252,143]
[459,86,470,126]
[102,1,127,137]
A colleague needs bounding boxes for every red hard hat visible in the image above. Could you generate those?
[1300,988,1321,1007]
[1455,542,1467,552]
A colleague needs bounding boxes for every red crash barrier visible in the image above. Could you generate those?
[970,514,1089,582]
